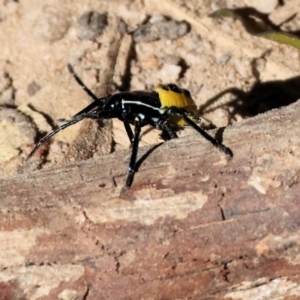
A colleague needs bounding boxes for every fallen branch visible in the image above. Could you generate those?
[1,100,300,299]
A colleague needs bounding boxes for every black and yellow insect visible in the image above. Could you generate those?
[27,64,232,186]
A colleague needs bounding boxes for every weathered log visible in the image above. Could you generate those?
[1,100,300,299]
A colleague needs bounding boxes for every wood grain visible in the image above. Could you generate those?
[1,101,300,299]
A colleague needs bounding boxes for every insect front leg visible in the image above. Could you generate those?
[126,122,142,187]
[123,121,134,145]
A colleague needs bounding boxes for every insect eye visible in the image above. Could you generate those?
[160,85,169,91]
[168,84,180,93]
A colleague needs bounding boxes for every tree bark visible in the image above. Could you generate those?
[1,101,300,300]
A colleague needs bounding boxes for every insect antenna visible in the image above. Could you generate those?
[26,110,99,161]
[67,64,99,102]
[67,64,108,118]
[72,97,107,118]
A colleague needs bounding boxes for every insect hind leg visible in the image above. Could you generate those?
[164,106,233,157]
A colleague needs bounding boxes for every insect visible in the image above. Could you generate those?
[27,64,233,187]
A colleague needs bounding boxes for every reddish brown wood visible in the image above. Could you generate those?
[1,101,300,299]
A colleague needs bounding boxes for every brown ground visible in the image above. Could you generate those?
[1,0,300,299]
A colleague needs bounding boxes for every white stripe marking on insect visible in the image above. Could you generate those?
[122,100,166,114]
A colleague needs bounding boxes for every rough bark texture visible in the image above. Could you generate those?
[1,100,300,299]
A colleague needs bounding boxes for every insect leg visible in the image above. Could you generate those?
[161,123,178,139]
[123,121,134,144]
[157,118,178,139]
[126,122,142,187]
[165,107,233,157]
